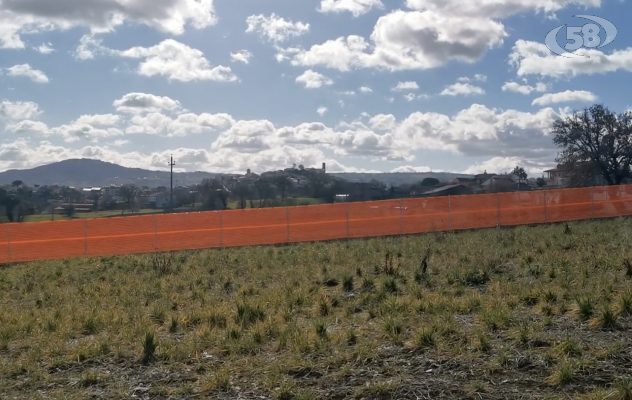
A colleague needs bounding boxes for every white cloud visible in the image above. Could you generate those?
[318,0,384,17]
[35,43,54,54]
[0,0,218,50]
[393,81,419,91]
[287,10,506,72]
[0,101,41,120]
[5,64,49,83]
[502,81,548,95]
[531,90,597,106]
[116,39,237,82]
[359,86,372,93]
[126,112,236,137]
[458,74,487,82]
[317,107,328,116]
[6,120,50,135]
[111,140,130,147]
[440,82,485,96]
[296,70,333,88]
[73,114,121,126]
[73,34,104,60]
[112,93,182,114]
[404,0,598,19]
[286,0,602,73]
[369,114,396,130]
[509,40,632,79]
[246,14,309,43]
[230,50,252,64]
[340,90,356,95]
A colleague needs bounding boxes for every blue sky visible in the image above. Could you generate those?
[0,0,631,176]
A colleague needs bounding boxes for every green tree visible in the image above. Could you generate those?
[512,166,528,184]
[536,177,546,187]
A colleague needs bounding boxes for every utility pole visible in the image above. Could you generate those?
[168,154,176,211]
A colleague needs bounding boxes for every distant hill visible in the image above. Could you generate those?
[0,159,225,187]
[330,172,474,186]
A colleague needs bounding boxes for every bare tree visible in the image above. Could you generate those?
[272,175,292,200]
[552,104,632,186]
[232,183,252,209]
[199,179,227,210]
[119,184,140,214]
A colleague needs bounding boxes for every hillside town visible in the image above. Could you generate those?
[0,159,610,223]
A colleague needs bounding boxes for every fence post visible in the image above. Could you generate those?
[543,190,548,224]
[448,195,452,231]
[6,223,10,263]
[286,206,291,244]
[219,210,223,248]
[84,219,88,255]
[344,203,350,239]
[398,198,403,235]
[496,193,501,227]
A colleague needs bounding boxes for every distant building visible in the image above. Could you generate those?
[148,191,171,208]
[543,162,607,188]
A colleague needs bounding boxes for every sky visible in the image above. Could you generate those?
[0,0,631,176]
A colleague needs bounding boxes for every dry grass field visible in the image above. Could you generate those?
[2,218,632,399]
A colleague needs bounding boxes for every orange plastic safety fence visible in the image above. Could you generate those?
[155,212,221,252]
[593,186,632,218]
[288,203,348,243]
[8,219,87,263]
[221,207,288,247]
[346,199,402,238]
[86,215,155,257]
[450,193,498,231]
[545,187,593,223]
[400,197,450,234]
[3,184,632,265]
[0,224,10,264]
[499,191,545,226]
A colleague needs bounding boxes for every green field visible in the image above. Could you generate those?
[2,218,632,399]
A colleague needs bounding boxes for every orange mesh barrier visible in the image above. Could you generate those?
[400,197,450,234]
[0,224,10,264]
[594,186,632,218]
[155,212,221,252]
[450,193,498,230]
[288,204,348,243]
[346,200,402,238]
[8,220,86,263]
[545,188,593,223]
[3,184,632,264]
[499,191,545,226]
[221,207,288,247]
[86,215,156,257]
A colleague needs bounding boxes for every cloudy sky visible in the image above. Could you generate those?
[0,0,630,176]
